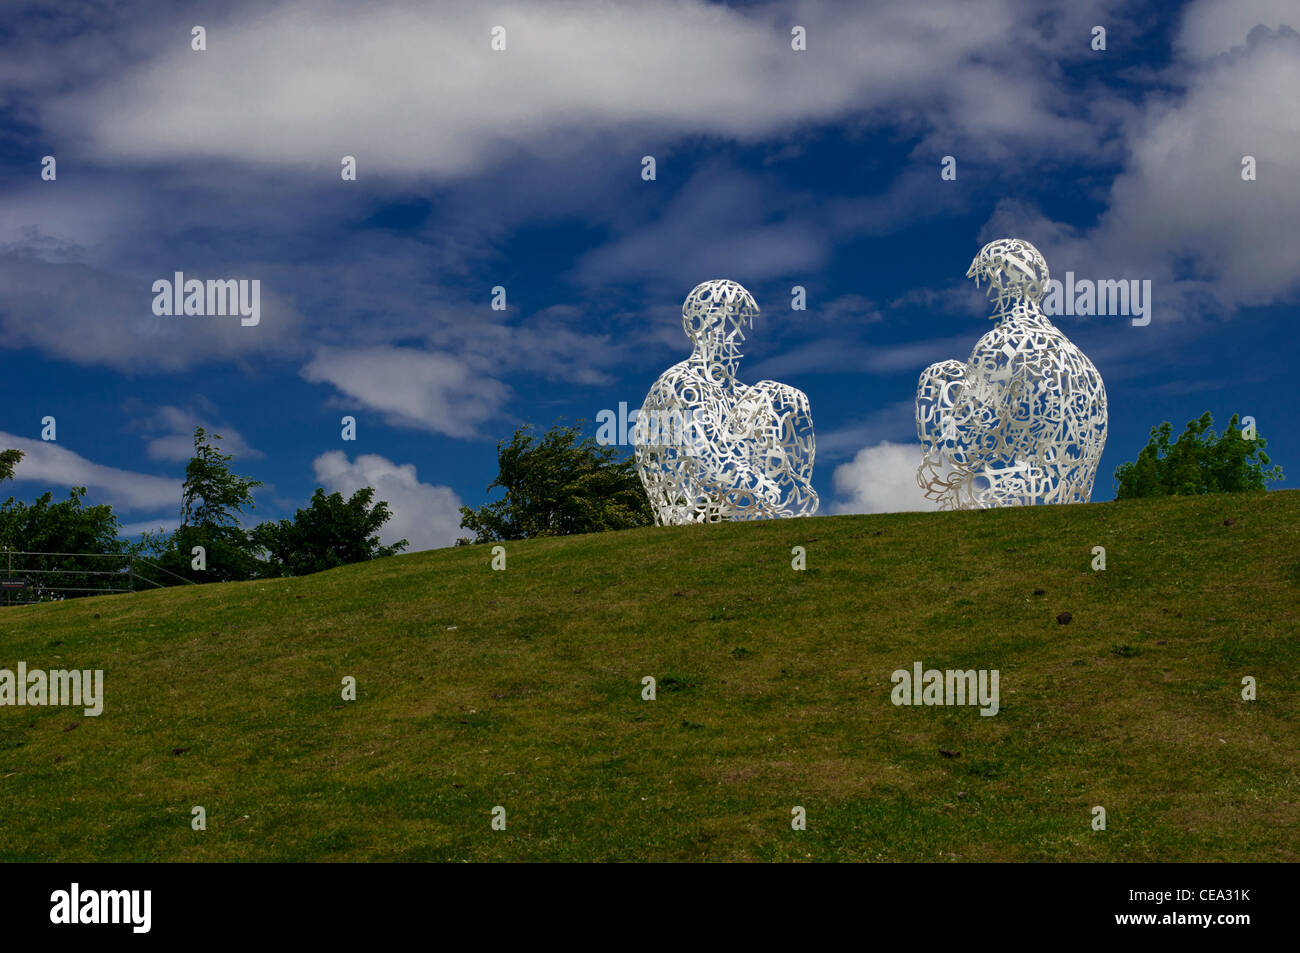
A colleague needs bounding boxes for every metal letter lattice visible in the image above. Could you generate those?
[634,280,818,524]
[916,239,1108,509]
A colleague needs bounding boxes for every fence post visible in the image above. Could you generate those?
[129,555,135,593]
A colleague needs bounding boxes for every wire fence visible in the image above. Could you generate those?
[1,548,196,606]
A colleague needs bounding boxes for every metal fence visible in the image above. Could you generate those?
[1,548,196,606]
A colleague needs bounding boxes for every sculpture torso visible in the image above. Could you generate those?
[917,241,1108,509]
[635,280,818,525]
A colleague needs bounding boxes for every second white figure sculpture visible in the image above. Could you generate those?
[916,239,1108,509]
[634,279,819,524]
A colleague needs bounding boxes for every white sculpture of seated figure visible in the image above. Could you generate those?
[634,279,818,525]
[916,239,1108,509]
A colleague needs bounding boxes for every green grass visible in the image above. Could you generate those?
[2,490,1298,862]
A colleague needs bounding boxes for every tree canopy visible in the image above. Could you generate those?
[0,448,22,484]
[138,428,265,583]
[0,486,128,599]
[1,430,410,596]
[253,487,407,577]
[458,422,652,543]
[1114,412,1283,499]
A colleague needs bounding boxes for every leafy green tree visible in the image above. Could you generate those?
[142,428,265,583]
[458,422,652,544]
[1115,412,1284,499]
[0,486,128,600]
[181,427,263,530]
[0,448,22,484]
[253,487,407,577]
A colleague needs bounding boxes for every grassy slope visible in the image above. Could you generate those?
[1,491,1297,862]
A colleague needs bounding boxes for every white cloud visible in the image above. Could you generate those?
[44,0,1109,177]
[311,450,464,552]
[0,0,1130,378]
[0,432,179,512]
[140,405,263,462]
[1098,24,1300,307]
[1176,0,1299,58]
[301,346,511,438]
[985,18,1300,319]
[830,440,934,515]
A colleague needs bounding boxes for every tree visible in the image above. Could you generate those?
[458,422,653,544]
[142,428,265,583]
[181,427,263,530]
[0,486,128,600]
[1115,412,1284,499]
[0,448,21,484]
[253,487,407,577]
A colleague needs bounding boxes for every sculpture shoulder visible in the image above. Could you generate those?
[964,318,1105,399]
[644,361,703,401]
[749,379,811,410]
[968,318,1080,361]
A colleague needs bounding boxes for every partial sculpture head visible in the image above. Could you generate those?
[682,279,758,380]
[966,238,1049,315]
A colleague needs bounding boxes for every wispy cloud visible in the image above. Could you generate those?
[817,401,918,462]
[133,403,264,463]
[40,0,1115,177]
[0,431,179,512]
[301,347,511,438]
[750,332,975,380]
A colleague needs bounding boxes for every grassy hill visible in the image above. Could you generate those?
[2,490,1297,862]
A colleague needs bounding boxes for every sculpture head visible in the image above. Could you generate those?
[966,238,1049,315]
[682,279,758,379]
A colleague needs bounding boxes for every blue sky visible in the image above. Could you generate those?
[1,0,1297,550]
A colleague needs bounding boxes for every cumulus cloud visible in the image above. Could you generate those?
[830,440,934,514]
[311,450,464,552]
[0,432,179,512]
[984,13,1300,320]
[1097,23,1300,308]
[1175,0,1299,58]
